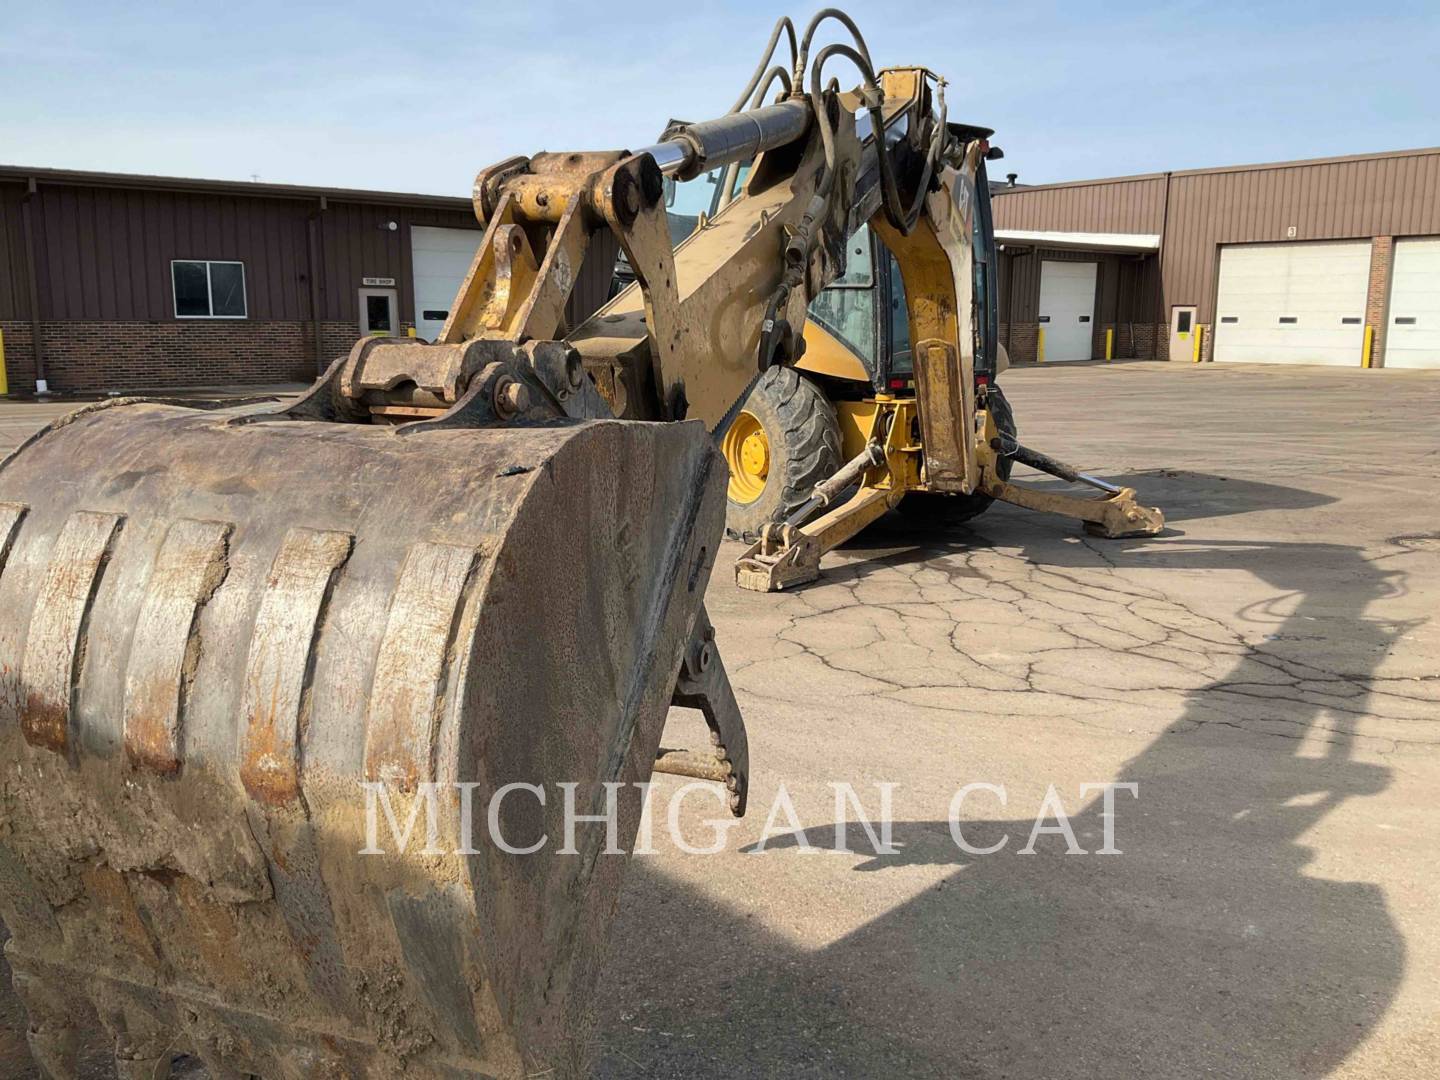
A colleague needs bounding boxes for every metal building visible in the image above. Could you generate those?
[0,166,609,395]
[990,146,1440,368]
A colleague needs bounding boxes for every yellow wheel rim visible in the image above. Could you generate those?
[722,410,770,504]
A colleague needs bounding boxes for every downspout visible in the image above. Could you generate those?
[307,195,327,374]
[1123,257,1135,357]
[1110,258,1121,352]
[20,177,47,395]
[1154,171,1172,357]
[1004,247,1016,356]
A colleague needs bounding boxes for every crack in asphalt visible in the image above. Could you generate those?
[727,534,1438,756]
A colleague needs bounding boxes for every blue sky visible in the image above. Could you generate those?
[2,1,1436,194]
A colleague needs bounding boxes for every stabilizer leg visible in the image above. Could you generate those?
[984,441,1164,538]
[733,438,898,592]
[733,484,895,592]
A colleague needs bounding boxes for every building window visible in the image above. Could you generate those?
[172,260,247,318]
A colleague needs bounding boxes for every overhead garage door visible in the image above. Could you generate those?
[411,225,482,341]
[1385,237,1440,369]
[1213,241,1370,365]
[1037,261,1097,361]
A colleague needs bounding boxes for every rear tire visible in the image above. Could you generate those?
[722,367,842,541]
[898,385,1017,525]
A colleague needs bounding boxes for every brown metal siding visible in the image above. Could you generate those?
[994,148,1440,323]
[26,185,315,321]
[0,184,30,320]
[1162,152,1440,315]
[993,176,1167,234]
[319,203,479,324]
[565,229,620,331]
[2,176,477,327]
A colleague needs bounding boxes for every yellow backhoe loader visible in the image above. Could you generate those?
[0,10,1161,1078]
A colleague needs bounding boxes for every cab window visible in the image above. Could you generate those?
[888,250,912,374]
[807,228,877,363]
[726,162,751,202]
[663,169,722,246]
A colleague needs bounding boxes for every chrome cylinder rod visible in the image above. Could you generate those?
[636,99,812,180]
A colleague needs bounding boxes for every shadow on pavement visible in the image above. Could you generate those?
[597,470,1409,1077]
[0,469,1408,1077]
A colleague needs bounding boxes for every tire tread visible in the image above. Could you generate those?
[724,367,843,540]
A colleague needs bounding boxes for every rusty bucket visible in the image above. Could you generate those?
[0,397,724,1078]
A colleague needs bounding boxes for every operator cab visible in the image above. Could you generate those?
[641,143,1005,397]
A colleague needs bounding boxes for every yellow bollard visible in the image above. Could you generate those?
[1037,327,1046,363]
[0,327,7,396]
[1192,324,1204,363]
[1105,327,1114,362]
[1362,325,1374,368]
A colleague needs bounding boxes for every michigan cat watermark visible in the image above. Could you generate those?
[357,780,1139,857]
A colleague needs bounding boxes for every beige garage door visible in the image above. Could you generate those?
[1037,261,1098,361]
[411,225,482,341]
[1213,241,1370,365]
[1385,237,1440,369]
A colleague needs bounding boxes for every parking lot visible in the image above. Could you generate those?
[594,362,1440,1078]
[2,361,1438,1078]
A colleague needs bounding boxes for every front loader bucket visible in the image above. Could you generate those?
[0,398,725,1078]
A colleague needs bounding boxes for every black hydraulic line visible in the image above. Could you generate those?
[740,7,950,394]
[794,7,875,88]
[805,41,946,239]
[783,440,887,528]
[752,64,794,103]
[729,16,799,114]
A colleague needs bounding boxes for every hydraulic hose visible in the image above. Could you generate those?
[728,16,799,114]
[793,7,875,90]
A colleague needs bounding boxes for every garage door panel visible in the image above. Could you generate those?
[1386,237,1440,369]
[1213,241,1369,366]
[411,225,483,341]
[1037,261,1097,362]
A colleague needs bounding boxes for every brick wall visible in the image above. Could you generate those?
[1121,322,1165,360]
[0,320,363,394]
[1365,236,1394,367]
[0,321,34,391]
[999,323,1040,364]
[320,322,361,366]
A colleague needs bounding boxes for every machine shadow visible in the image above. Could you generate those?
[597,473,1408,1077]
[808,468,1333,591]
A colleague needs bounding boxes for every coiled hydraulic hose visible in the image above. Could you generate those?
[743,9,952,378]
[728,16,800,115]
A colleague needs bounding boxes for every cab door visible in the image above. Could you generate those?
[796,227,881,387]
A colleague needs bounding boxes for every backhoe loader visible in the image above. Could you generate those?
[0,10,1161,1079]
